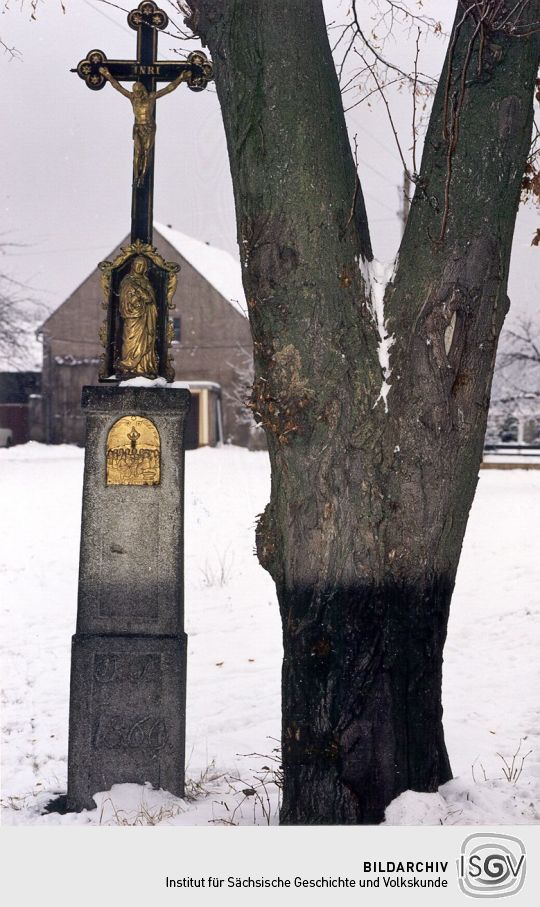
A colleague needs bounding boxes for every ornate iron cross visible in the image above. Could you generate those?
[73,0,213,245]
[72,1,213,384]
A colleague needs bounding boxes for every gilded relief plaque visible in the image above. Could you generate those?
[106,415,160,486]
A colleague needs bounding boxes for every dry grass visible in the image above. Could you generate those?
[210,743,282,826]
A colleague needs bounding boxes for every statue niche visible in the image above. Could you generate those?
[117,256,158,377]
[98,241,179,382]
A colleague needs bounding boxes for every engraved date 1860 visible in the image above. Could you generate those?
[92,714,169,750]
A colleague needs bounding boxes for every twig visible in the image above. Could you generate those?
[345,134,361,232]
[412,27,421,176]
[343,76,403,111]
[94,0,194,43]
[357,51,412,180]
[351,0,434,87]
[0,37,22,60]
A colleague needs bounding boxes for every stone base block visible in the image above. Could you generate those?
[67,633,186,812]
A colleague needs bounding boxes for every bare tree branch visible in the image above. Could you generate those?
[0,253,44,370]
[493,317,540,406]
[350,0,435,88]
[357,50,413,179]
[412,27,421,176]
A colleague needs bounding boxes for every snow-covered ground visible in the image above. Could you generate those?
[1,444,539,826]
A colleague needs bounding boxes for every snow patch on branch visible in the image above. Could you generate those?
[358,255,397,412]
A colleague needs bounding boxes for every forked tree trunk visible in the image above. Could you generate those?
[186,0,540,823]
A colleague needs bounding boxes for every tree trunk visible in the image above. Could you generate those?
[186,0,540,823]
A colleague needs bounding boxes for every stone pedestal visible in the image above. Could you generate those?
[67,386,190,812]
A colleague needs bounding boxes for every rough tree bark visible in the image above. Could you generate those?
[185,0,540,823]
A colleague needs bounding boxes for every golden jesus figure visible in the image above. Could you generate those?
[99,66,189,186]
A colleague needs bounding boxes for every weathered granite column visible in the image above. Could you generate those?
[67,385,190,811]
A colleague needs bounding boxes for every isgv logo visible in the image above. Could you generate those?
[458,834,526,898]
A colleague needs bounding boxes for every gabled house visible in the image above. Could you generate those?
[32,224,253,447]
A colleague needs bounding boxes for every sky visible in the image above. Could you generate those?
[0,0,538,343]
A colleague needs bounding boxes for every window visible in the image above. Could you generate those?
[523,418,540,445]
[172,317,181,343]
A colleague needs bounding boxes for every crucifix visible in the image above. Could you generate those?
[72,1,213,382]
[73,0,212,245]
[66,2,200,814]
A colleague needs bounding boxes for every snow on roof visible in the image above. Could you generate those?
[155,223,246,317]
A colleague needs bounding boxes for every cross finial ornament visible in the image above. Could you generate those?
[127,1,168,31]
[72,2,213,383]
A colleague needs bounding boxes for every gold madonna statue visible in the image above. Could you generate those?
[117,256,158,377]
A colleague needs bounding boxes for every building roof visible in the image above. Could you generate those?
[39,225,247,339]
[155,223,246,317]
